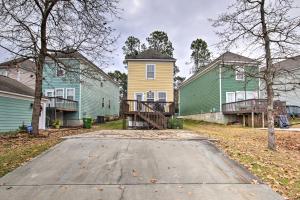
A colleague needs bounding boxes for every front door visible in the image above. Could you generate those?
[135,93,143,111]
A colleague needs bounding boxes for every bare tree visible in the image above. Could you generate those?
[211,0,300,150]
[0,0,119,135]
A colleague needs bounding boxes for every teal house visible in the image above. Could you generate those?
[43,51,119,127]
[179,52,262,126]
[0,75,47,133]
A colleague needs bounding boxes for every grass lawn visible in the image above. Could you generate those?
[184,119,300,200]
[0,120,122,177]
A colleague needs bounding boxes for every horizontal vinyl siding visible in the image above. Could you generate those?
[127,61,174,101]
[42,60,81,120]
[180,67,220,115]
[0,96,33,133]
[80,63,119,119]
[221,65,259,103]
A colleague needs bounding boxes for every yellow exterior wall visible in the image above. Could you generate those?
[127,60,174,102]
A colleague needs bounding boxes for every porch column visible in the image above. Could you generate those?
[243,115,246,127]
[251,112,254,128]
[262,112,265,128]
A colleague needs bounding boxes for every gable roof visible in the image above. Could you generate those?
[0,75,35,97]
[273,55,300,71]
[125,49,176,61]
[46,50,119,86]
[0,58,36,72]
[179,51,257,89]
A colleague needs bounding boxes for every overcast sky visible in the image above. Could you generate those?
[112,0,234,78]
[0,0,235,78]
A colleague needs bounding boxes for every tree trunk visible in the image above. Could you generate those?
[260,0,276,150]
[31,58,44,136]
[266,83,276,150]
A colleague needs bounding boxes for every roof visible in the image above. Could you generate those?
[47,50,119,86]
[125,49,176,61]
[179,51,257,89]
[273,55,300,71]
[0,58,36,72]
[0,75,35,97]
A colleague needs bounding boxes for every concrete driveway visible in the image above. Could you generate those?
[0,130,283,200]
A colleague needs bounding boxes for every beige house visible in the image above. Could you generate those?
[0,58,36,90]
[126,49,175,103]
[122,49,176,129]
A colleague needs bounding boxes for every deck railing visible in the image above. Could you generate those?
[222,99,267,114]
[47,97,78,111]
[122,100,175,115]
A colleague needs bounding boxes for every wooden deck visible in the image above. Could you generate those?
[121,100,175,129]
[222,99,267,114]
[46,97,78,112]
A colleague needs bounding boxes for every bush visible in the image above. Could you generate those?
[167,117,183,129]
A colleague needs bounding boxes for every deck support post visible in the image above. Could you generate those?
[251,112,254,128]
[122,115,126,129]
[243,115,246,127]
[262,112,265,128]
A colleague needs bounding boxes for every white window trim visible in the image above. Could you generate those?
[235,66,245,81]
[146,64,156,80]
[45,89,54,97]
[146,91,155,101]
[55,88,64,98]
[66,88,75,100]
[157,91,167,102]
[226,92,236,103]
[245,90,258,100]
[134,92,144,101]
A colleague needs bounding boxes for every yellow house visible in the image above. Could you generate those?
[126,49,175,102]
[123,49,176,129]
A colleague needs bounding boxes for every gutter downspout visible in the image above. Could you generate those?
[219,65,222,112]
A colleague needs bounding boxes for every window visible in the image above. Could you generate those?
[146,91,155,102]
[236,91,245,101]
[226,92,236,103]
[146,64,155,80]
[246,91,258,99]
[108,100,111,109]
[235,66,245,80]
[55,88,64,102]
[102,98,105,108]
[66,88,75,100]
[158,92,166,102]
[100,82,103,87]
[56,67,65,77]
[0,69,8,76]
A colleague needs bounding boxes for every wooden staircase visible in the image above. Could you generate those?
[122,100,174,130]
[137,102,167,129]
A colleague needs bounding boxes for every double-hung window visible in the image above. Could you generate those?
[146,91,155,102]
[56,63,65,77]
[235,66,245,81]
[158,92,166,102]
[55,88,64,103]
[146,64,155,80]
[66,88,75,100]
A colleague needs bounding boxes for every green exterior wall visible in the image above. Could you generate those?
[0,96,33,133]
[179,64,259,116]
[43,59,120,124]
[221,65,259,104]
[179,67,220,115]
[80,63,119,119]
[43,60,81,120]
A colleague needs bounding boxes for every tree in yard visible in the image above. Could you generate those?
[146,31,174,57]
[211,0,300,150]
[122,36,141,58]
[0,0,119,136]
[108,70,127,100]
[190,38,211,73]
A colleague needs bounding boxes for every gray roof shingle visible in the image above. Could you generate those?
[0,75,35,97]
[0,58,36,72]
[125,49,176,60]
